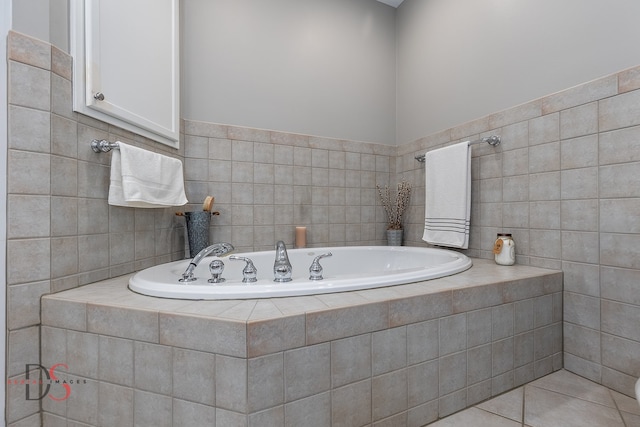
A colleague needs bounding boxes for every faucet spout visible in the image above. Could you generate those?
[273,240,292,282]
[180,242,234,282]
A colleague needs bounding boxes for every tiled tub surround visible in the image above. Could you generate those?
[396,65,640,399]
[6,31,394,424]
[40,260,562,426]
[181,119,396,252]
[6,31,189,424]
[6,28,640,425]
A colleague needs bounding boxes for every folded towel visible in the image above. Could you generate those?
[108,142,188,208]
[422,141,471,249]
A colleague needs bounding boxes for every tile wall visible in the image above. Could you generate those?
[6,31,189,425]
[397,65,640,398]
[39,262,562,426]
[180,119,395,253]
[5,31,393,425]
[5,29,640,425]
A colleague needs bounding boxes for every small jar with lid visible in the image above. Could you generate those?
[493,233,515,265]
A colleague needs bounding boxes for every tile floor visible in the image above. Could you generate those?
[429,370,640,427]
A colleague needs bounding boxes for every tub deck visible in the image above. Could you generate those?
[40,258,563,426]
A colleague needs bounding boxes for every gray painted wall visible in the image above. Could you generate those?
[396,0,640,144]
[11,0,50,43]
[11,0,69,51]
[9,0,640,145]
[181,0,397,144]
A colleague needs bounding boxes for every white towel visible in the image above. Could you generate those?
[422,141,471,249]
[108,142,188,208]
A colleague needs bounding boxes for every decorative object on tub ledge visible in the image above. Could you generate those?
[422,141,472,249]
[184,211,212,257]
[377,180,411,246]
[414,135,501,162]
[102,140,189,208]
[493,233,516,265]
[387,229,403,246]
[202,195,214,212]
[295,226,307,248]
[178,196,221,257]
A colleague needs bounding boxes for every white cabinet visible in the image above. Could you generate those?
[71,0,180,148]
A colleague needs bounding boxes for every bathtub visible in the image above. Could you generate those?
[129,246,472,299]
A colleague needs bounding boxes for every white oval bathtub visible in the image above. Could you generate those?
[129,246,472,300]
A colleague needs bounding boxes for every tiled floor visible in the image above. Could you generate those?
[429,370,640,427]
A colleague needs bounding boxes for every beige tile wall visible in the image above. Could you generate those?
[39,264,562,426]
[6,29,640,425]
[181,119,395,253]
[6,31,188,425]
[5,31,393,424]
[397,63,640,398]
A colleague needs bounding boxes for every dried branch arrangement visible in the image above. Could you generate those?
[376,180,412,230]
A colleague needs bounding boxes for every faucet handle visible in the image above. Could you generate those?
[208,260,226,283]
[229,256,258,283]
[309,252,332,281]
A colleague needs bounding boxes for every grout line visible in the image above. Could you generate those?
[608,388,632,427]
[522,384,527,426]
[527,382,621,411]
[471,406,523,426]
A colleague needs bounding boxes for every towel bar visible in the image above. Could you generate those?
[91,139,119,153]
[414,135,500,162]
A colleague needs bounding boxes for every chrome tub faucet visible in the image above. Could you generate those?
[273,240,292,282]
[180,242,235,282]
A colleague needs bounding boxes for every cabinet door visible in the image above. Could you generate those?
[71,0,179,148]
